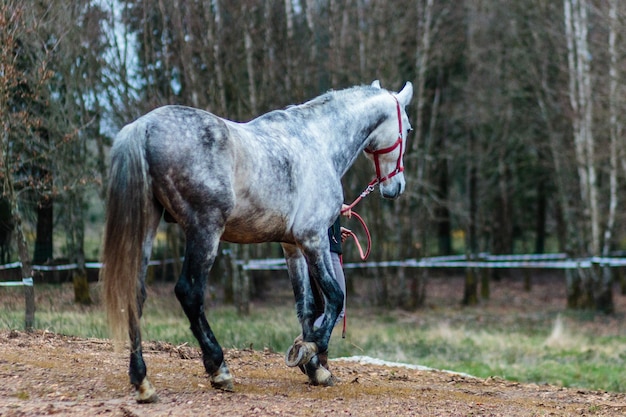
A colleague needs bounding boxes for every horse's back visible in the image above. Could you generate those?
[129,106,236,226]
[130,106,297,242]
[116,103,340,244]
[142,105,228,145]
[137,105,231,161]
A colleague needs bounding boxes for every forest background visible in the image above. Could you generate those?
[2,0,626,315]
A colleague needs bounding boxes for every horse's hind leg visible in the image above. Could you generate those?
[130,309,155,403]
[175,230,233,391]
[129,204,161,403]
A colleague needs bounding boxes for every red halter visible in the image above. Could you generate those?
[343,95,405,212]
[364,96,404,184]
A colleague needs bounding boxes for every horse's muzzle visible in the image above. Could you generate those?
[380,179,405,199]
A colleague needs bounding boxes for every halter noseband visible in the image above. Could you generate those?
[363,96,404,186]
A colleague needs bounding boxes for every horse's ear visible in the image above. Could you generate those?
[396,82,413,107]
[371,80,381,89]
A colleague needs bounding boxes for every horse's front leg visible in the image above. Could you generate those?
[282,242,340,386]
[175,232,233,392]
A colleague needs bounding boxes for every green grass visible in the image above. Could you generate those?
[1,283,626,393]
[332,312,626,392]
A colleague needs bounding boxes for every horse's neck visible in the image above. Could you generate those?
[239,91,391,177]
[323,94,390,177]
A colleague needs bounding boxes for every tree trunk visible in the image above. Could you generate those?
[534,180,547,254]
[595,0,620,315]
[73,268,91,305]
[563,0,609,310]
[243,2,257,115]
[17,224,35,330]
[566,268,582,308]
[408,268,427,310]
[222,245,234,305]
[284,0,294,91]
[480,267,490,300]
[263,0,276,99]
[235,245,250,316]
[7,189,35,330]
[174,0,199,107]
[68,192,91,306]
[33,195,53,265]
[463,267,478,306]
[204,0,226,113]
[356,0,366,76]
[435,129,452,255]
[463,131,479,306]
[0,197,13,264]
[328,0,339,87]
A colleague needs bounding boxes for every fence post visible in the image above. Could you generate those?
[523,268,532,291]
[23,277,34,330]
[480,254,490,299]
[618,267,626,295]
[235,245,250,316]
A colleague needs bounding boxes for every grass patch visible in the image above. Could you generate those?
[329,310,626,392]
[1,282,626,393]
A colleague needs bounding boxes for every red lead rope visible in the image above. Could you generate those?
[341,210,371,261]
[338,210,370,339]
[339,95,404,338]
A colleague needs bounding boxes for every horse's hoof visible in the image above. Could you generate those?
[211,374,234,392]
[210,362,234,392]
[135,378,158,403]
[308,365,337,387]
[285,341,317,367]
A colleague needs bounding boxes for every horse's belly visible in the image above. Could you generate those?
[221,215,290,244]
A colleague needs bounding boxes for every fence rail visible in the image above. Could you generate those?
[2,253,625,330]
[3,253,626,284]
[242,253,626,271]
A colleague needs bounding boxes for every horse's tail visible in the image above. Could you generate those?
[100,120,151,342]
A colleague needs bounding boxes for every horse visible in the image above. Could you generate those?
[100,80,413,403]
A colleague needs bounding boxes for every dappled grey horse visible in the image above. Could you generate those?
[101,80,413,403]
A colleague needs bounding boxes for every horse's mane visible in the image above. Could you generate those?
[286,85,382,115]
[249,85,382,125]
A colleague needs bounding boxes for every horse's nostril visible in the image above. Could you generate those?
[381,182,403,199]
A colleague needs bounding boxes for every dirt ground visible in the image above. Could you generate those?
[2,272,626,416]
[1,330,625,417]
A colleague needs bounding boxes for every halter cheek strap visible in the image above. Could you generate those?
[363,96,404,184]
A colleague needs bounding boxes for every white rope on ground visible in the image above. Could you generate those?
[336,355,476,378]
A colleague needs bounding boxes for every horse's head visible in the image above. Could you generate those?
[365,80,413,199]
